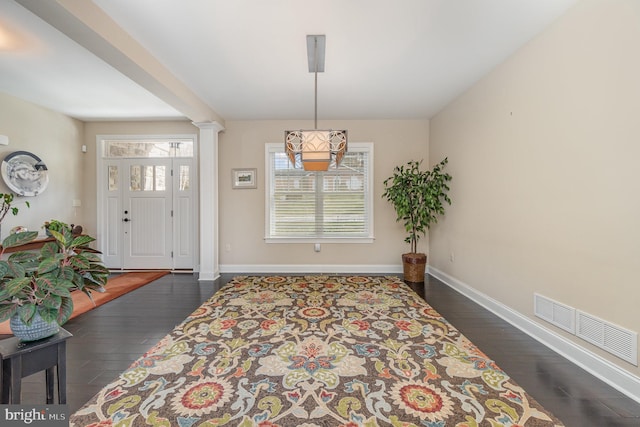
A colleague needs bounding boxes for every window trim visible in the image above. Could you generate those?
[264,142,374,244]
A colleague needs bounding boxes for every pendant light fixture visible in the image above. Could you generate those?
[285,35,347,171]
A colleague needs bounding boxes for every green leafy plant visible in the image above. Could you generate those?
[43,219,67,235]
[0,223,109,326]
[382,158,452,254]
[0,192,30,224]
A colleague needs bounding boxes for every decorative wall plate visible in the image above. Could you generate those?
[1,151,49,196]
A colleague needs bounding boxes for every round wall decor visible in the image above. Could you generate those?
[1,151,49,196]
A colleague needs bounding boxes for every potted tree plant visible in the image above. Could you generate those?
[382,158,452,283]
[0,221,109,341]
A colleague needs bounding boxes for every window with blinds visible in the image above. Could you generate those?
[265,142,374,242]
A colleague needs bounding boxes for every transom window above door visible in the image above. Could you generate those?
[102,138,194,158]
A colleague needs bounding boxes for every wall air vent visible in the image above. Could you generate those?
[576,311,638,366]
[534,293,575,334]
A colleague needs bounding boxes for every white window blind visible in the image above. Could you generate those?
[265,142,374,242]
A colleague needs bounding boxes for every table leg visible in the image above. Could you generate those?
[1,359,8,404]
[45,366,54,404]
[57,342,67,404]
[10,357,21,404]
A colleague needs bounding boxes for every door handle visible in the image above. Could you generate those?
[123,218,131,222]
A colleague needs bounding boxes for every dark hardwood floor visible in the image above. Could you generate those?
[418,276,640,427]
[6,273,640,426]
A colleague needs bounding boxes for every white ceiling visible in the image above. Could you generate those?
[0,0,577,123]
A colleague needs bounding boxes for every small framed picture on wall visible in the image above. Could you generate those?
[231,168,257,189]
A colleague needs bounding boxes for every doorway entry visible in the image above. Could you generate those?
[97,137,197,270]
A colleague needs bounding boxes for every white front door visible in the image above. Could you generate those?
[122,159,173,269]
[100,157,196,270]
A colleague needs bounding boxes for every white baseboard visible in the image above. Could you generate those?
[219,264,403,274]
[198,271,219,281]
[428,266,640,404]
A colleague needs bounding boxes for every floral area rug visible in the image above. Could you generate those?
[70,276,564,426]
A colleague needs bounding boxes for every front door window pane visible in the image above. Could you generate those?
[130,165,166,191]
[130,165,142,191]
[108,166,118,191]
[155,166,166,191]
[179,165,190,191]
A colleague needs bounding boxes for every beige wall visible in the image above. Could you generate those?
[219,119,429,269]
[0,95,198,242]
[3,114,426,271]
[0,92,85,237]
[430,0,640,375]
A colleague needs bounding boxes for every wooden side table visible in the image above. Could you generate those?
[0,328,72,404]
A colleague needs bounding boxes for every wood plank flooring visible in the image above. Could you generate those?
[4,273,640,426]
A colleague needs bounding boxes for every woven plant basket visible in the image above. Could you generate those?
[10,311,60,342]
[402,253,427,283]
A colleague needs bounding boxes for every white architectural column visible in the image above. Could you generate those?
[193,121,224,280]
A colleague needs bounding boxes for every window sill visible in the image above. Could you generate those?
[264,237,374,244]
